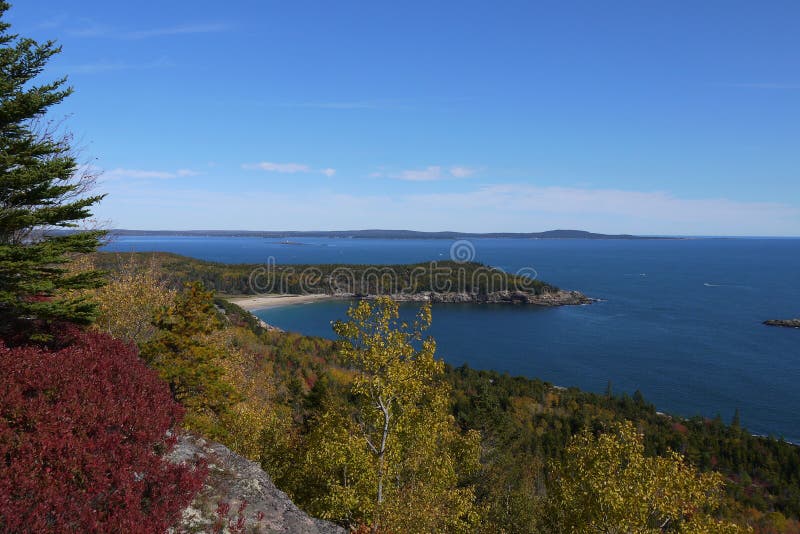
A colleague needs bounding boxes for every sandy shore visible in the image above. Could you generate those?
[224,293,334,311]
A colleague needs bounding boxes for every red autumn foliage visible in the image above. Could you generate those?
[0,330,206,533]
[672,422,688,435]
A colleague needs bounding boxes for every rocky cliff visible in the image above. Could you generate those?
[168,433,344,534]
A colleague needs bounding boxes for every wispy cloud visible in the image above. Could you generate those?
[67,23,112,38]
[284,99,411,110]
[38,14,67,30]
[242,161,336,177]
[397,166,444,181]
[727,83,800,90]
[96,181,800,236]
[449,166,478,178]
[378,165,480,181]
[403,184,799,232]
[69,22,231,39]
[243,162,310,173]
[104,168,200,180]
[68,57,172,74]
[124,23,232,39]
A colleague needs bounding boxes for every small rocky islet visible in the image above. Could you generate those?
[764,319,800,329]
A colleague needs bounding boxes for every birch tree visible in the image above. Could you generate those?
[317,297,480,532]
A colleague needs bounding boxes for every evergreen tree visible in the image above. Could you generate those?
[731,408,741,429]
[140,282,238,436]
[0,2,105,340]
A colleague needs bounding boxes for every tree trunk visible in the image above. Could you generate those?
[372,398,391,534]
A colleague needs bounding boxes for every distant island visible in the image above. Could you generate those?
[107,228,668,240]
[764,319,800,329]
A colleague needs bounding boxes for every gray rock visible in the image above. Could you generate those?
[242,289,595,309]
[764,318,800,328]
[168,433,345,534]
[256,317,285,333]
[368,289,596,306]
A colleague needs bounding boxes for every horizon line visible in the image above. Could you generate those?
[101,228,800,239]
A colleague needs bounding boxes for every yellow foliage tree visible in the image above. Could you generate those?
[300,297,481,533]
[210,325,299,473]
[210,328,272,458]
[538,421,750,533]
[295,408,376,526]
[92,256,175,344]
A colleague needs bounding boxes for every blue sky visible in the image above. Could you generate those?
[10,0,800,235]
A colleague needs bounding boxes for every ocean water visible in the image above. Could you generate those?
[103,235,800,442]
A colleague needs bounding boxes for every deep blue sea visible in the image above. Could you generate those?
[103,235,800,442]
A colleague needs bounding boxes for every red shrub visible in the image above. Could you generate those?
[0,331,206,533]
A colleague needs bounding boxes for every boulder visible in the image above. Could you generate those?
[168,433,345,534]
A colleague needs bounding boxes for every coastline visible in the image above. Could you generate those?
[224,293,334,311]
[223,288,593,312]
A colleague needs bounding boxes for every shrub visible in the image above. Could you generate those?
[0,330,205,533]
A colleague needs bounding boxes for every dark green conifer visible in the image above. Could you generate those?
[731,408,741,429]
[140,282,238,435]
[0,2,105,339]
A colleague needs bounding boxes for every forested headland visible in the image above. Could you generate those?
[92,251,561,298]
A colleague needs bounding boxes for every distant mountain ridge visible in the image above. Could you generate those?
[108,229,664,239]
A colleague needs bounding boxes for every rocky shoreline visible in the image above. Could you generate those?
[371,289,595,306]
[225,289,594,335]
[229,289,596,311]
[764,319,800,329]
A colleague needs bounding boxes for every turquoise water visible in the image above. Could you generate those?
[103,236,800,442]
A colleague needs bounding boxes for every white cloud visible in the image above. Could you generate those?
[104,168,200,180]
[396,166,443,181]
[242,161,336,177]
[243,162,311,173]
[449,166,477,178]
[391,165,478,181]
